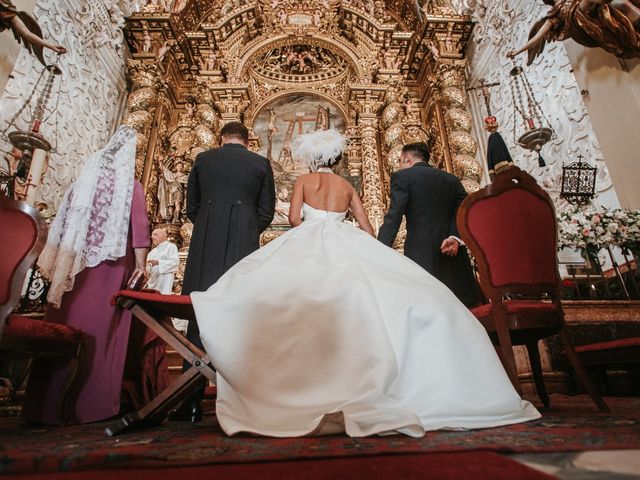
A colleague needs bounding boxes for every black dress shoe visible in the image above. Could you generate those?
[168,401,203,422]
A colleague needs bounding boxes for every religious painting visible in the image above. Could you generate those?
[253,94,346,225]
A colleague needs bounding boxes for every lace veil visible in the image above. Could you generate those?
[38,125,137,308]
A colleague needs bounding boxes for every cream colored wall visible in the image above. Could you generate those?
[465,0,620,212]
[0,0,38,94]
[564,41,640,210]
[0,0,134,208]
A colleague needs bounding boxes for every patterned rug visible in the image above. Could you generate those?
[0,395,638,475]
[0,452,557,480]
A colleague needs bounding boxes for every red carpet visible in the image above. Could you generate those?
[1,452,555,480]
[0,394,638,476]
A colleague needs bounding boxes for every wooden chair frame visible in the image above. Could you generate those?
[0,195,46,335]
[457,167,608,412]
[105,291,216,436]
[0,194,85,422]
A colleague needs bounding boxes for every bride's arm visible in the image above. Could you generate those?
[288,177,304,227]
[350,190,374,237]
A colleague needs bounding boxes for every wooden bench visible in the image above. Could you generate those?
[568,337,640,395]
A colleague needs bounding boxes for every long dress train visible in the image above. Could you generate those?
[192,203,540,437]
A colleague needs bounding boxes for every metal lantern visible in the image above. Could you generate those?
[508,64,553,167]
[560,154,597,205]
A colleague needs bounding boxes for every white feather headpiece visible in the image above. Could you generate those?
[291,129,348,172]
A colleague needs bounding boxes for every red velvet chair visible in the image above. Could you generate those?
[0,194,85,422]
[456,166,608,412]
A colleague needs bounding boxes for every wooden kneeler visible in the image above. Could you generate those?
[105,290,216,436]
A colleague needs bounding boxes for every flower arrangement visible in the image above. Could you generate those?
[557,207,640,255]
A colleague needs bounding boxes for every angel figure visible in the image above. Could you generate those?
[185,101,195,119]
[156,40,171,63]
[507,0,640,65]
[141,29,152,53]
[427,40,441,61]
[1,0,67,65]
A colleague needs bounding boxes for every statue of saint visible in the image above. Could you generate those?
[158,158,188,223]
[507,0,640,65]
[273,187,291,224]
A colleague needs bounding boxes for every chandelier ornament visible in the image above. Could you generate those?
[1,58,62,200]
[508,63,554,168]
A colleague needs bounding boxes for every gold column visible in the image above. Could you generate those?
[359,114,385,230]
[349,85,387,230]
[432,60,482,192]
[121,60,163,182]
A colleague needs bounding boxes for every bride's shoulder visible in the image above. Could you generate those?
[294,173,313,183]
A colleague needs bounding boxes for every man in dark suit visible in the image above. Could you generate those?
[378,142,479,307]
[171,121,275,421]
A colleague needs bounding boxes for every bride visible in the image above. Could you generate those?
[192,129,540,437]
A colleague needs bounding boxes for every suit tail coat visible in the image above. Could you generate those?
[182,143,275,294]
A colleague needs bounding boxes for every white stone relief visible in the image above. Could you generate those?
[0,0,136,209]
[465,0,618,212]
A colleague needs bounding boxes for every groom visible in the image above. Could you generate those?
[378,143,479,307]
[171,121,275,421]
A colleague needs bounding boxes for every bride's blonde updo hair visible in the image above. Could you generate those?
[290,129,348,172]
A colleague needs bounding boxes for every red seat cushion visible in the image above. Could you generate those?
[113,290,195,321]
[471,300,559,319]
[3,315,84,343]
[575,337,640,353]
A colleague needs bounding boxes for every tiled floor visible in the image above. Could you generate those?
[510,450,640,479]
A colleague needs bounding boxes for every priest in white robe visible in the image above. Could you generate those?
[146,228,185,331]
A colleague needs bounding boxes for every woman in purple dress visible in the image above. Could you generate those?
[22,125,151,424]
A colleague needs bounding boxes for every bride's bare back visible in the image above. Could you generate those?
[288,172,374,236]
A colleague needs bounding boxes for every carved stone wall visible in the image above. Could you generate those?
[465,0,620,211]
[0,0,136,209]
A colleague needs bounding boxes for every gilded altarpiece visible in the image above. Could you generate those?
[119,0,481,287]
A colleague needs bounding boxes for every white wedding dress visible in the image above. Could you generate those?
[192,203,540,437]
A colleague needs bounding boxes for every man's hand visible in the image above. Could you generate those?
[147,259,159,267]
[440,237,460,257]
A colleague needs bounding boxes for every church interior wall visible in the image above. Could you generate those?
[0,0,37,94]
[0,0,136,209]
[564,45,640,210]
[465,0,621,212]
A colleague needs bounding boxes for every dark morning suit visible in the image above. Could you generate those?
[378,161,480,307]
[181,143,275,395]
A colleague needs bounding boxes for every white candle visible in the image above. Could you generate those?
[25,148,48,205]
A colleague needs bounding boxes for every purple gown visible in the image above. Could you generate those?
[22,181,150,424]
